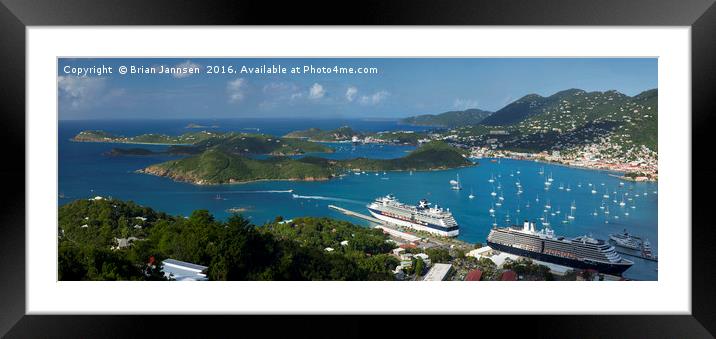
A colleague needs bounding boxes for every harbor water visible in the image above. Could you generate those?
[58,119,658,280]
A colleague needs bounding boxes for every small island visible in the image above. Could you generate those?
[73,130,219,145]
[139,141,474,185]
[186,123,219,129]
[283,126,362,142]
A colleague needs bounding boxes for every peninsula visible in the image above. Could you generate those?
[76,130,334,156]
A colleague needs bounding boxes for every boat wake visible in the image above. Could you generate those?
[291,194,366,205]
[209,189,294,194]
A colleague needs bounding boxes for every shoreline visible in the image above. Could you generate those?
[137,162,477,186]
[487,155,658,182]
[71,138,193,146]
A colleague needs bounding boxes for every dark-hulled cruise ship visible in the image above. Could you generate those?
[487,221,633,275]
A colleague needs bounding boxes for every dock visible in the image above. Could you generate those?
[328,204,423,243]
[328,204,383,224]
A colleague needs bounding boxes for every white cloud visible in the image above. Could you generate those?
[58,76,124,110]
[172,60,201,79]
[308,83,325,100]
[453,98,479,110]
[345,86,358,102]
[227,78,248,103]
[359,90,390,105]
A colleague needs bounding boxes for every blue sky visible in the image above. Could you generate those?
[58,58,657,120]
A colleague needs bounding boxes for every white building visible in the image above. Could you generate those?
[162,259,208,281]
[414,253,431,267]
[422,263,452,281]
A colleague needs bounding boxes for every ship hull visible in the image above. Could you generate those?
[368,208,459,237]
[487,241,632,276]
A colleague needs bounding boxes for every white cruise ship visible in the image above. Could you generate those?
[367,194,459,237]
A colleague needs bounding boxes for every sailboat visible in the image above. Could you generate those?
[565,184,571,192]
[619,195,626,207]
[468,188,475,199]
[488,174,495,183]
[542,213,551,227]
[603,188,610,199]
[450,174,462,190]
[568,208,575,220]
[489,204,495,214]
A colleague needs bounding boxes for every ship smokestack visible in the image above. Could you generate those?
[530,221,536,233]
[523,220,530,232]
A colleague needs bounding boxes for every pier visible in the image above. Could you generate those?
[328,204,423,242]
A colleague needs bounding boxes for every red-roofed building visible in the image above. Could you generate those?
[500,270,517,281]
[465,269,482,281]
[399,243,417,249]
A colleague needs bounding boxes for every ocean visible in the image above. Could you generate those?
[58,118,658,280]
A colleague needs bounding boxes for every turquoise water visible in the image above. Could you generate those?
[59,119,658,280]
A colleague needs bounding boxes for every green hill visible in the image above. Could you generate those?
[140,149,335,185]
[189,133,333,155]
[401,108,493,127]
[283,126,362,141]
[140,141,474,184]
[340,141,472,171]
[480,89,589,126]
[456,88,658,155]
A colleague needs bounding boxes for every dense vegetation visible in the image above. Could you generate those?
[58,198,399,281]
[371,131,430,145]
[141,141,474,184]
[73,130,219,144]
[448,88,658,154]
[141,149,335,184]
[283,126,362,141]
[188,133,333,155]
[401,108,493,128]
[75,130,334,155]
[340,141,472,171]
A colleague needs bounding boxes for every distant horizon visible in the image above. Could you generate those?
[58,86,657,122]
[58,58,657,120]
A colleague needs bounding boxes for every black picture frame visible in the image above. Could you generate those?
[1,0,714,337]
